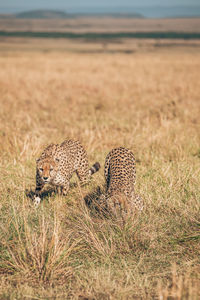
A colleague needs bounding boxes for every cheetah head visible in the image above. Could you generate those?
[36,157,59,184]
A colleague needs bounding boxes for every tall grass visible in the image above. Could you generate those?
[0,197,78,283]
[0,47,200,299]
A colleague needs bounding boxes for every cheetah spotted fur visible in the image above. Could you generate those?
[99,147,143,216]
[34,139,100,206]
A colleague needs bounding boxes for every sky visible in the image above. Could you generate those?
[0,0,200,16]
[1,0,200,9]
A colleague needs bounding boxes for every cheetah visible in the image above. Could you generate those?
[34,139,100,206]
[99,147,143,216]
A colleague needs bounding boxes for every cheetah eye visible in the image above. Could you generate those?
[39,168,43,172]
[50,168,53,171]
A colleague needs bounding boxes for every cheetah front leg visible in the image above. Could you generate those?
[76,168,89,186]
[61,180,70,196]
[33,172,45,207]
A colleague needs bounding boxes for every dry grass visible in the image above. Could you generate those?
[1,17,200,33]
[0,42,200,299]
[1,37,200,56]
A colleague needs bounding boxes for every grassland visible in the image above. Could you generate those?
[1,17,200,33]
[0,39,200,299]
[1,30,200,41]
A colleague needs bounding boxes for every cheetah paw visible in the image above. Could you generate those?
[33,196,41,207]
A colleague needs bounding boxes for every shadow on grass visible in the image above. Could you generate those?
[84,186,102,207]
[84,185,110,218]
[25,182,78,203]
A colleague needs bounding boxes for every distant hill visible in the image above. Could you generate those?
[1,6,199,19]
[15,10,71,19]
[12,9,143,19]
[0,13,13,18]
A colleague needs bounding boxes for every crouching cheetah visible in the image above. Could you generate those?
[34,139,100,206]
[99,147,143,216]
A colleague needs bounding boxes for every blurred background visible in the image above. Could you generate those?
[0,0,200,53]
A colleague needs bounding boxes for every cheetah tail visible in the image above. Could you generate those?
[89,162,100,176]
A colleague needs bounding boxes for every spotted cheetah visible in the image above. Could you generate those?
[99,147,143,216]
[34,139,100,206]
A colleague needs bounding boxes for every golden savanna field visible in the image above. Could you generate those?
[0,17,200,299]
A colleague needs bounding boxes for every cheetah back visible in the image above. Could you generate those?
[104,147,136,197]
[57,139,89,182]
[102,147,143,215]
